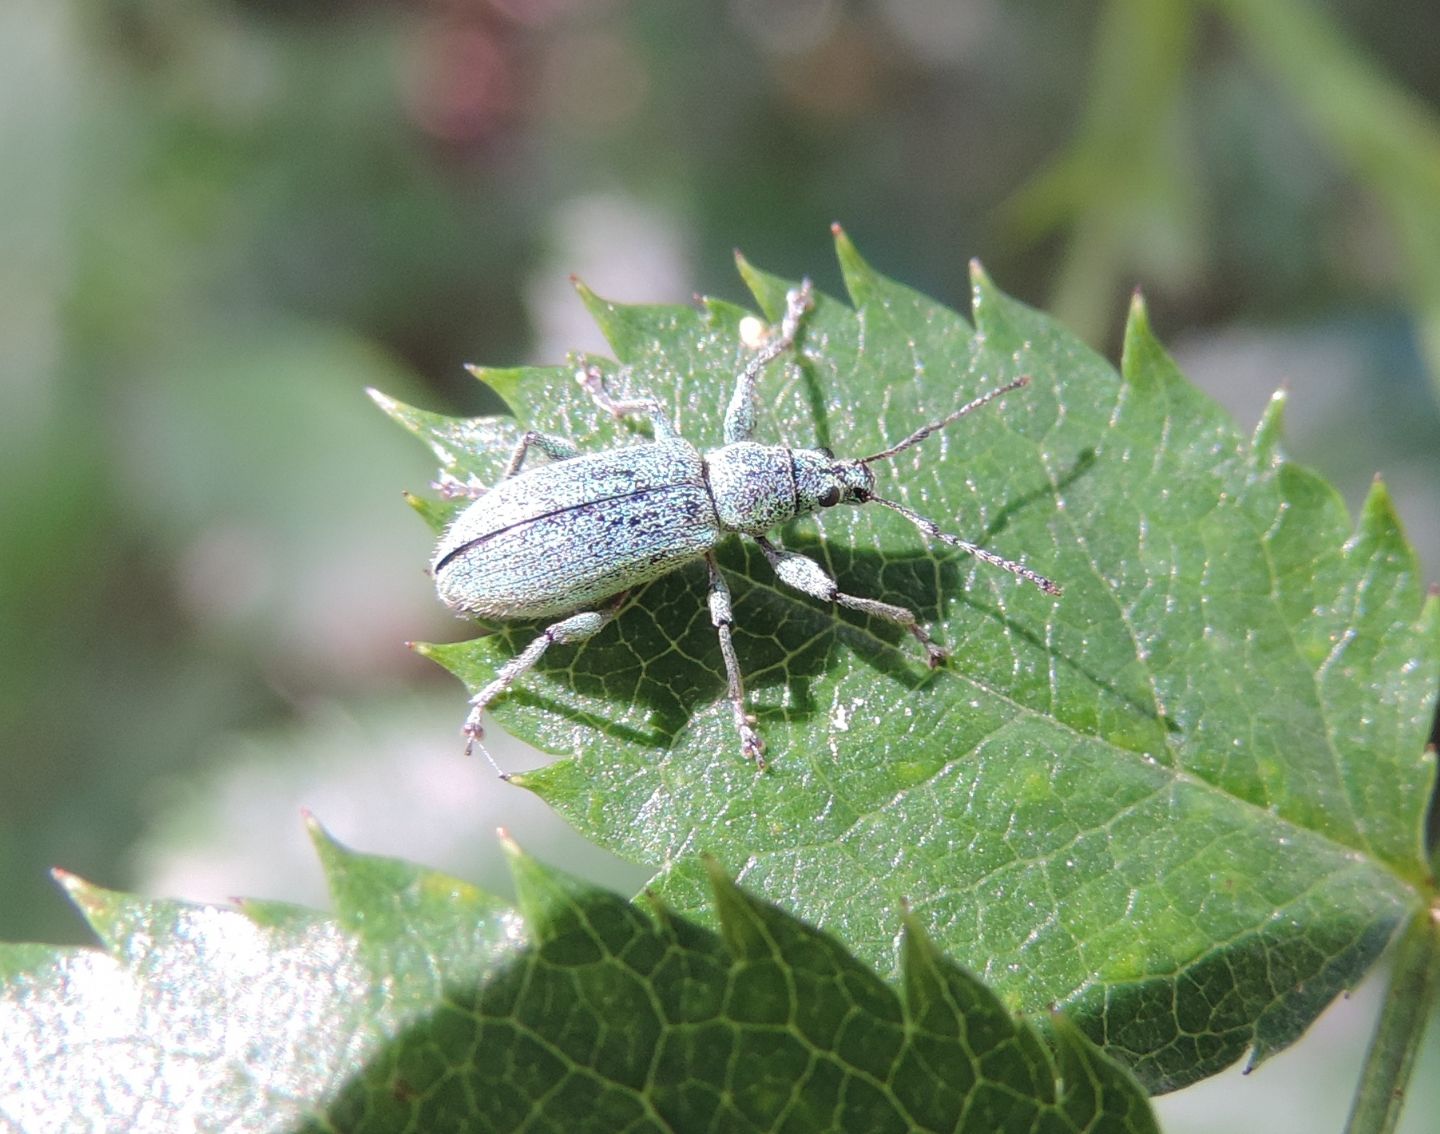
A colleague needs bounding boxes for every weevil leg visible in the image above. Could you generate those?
[432,469,488,500]
[433,431,581,502]
[705,553,766,769]
[723,279,814,444]
[754,536,946,667]
[577,364,682,440]
[462,593,629,770]
[499,430,582,480]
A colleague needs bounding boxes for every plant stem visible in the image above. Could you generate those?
[1343,905,1440,1134]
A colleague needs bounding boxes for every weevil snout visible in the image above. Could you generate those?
[792,451,875,513]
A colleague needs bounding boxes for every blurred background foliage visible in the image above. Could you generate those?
[2,0,1438,1124]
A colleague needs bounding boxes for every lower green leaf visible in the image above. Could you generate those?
[0,827,1156,1133]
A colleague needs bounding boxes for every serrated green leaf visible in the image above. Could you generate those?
[368,386,531,486]
[385,232,1439,1093]
[0,834,1155,1132]
[1,868,372,1130]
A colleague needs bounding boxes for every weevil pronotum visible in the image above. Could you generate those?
[431,281,1061,770]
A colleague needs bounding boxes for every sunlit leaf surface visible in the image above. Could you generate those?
[389,232,1438,1092]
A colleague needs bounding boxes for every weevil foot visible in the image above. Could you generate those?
[737,715,767,771]
[462,713,485,755]
[577,364,653,419]
[462,712,508,776]
[783,279,814,328]
[577,364,678,437]
[909,625,947,668]
[433,470,487,500]
[576,363,608,405]
[913,633,947,667]
[462,699,492,754]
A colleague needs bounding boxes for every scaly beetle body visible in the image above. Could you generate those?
[435,439,716,620]
[432,281,1060,769]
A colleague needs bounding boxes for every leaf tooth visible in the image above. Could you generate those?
[233,897,315,931]
[701,295,754,329]
[370,378,527,488]
[1357,472,1397,532]
[51,869,154,955]
[967,256,999,323]
[1250,385,1290,466]
[570,274,605,316]
[410,638,478,685]
[462,363,528,403]
[304,813,374,921]
[367,387,438,440]
[638,886,676,924]
[1118,289,1165,392]
[898,909,959,1033]
[570,275,634,360]
[898,909,942,1020]
[704,857,775,961]
[967,255,994,289]
[51,870,131,950]
[411,635,513,710]
[503,833,575,945]
[503,834,638,952]
[832,222,882,310]
[734,251,794,321]
[404,490,448,531]
[365,386,405,423]
[1349,474,1416,577]
[900,910,1057,1092]
[306,817,380,892]
[1050,1013,1158,1132]
[304,810,341,857]
[1126,286,1150,329]
[967,258,1030,347]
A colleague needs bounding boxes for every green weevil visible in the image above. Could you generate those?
[432,281,1060,769]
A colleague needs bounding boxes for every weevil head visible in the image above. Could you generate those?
[772,377,1063,596]
[791,447,876,515]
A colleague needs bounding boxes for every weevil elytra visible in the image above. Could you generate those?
[432,281,1061,770]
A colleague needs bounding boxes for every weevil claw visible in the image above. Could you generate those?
[738,719,767,771]
[909,626,947,669]
[463,714,508,776]
[462,712,486,754]
[433,470,487,500]
[576,363,605,399]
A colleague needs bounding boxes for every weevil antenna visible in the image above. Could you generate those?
[861,376,1030,464]
[866,493,1063,596]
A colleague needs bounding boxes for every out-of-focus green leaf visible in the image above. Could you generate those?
[388,231,1438,1093]
[1216,0,1440,401]
[1001,0,1202,344]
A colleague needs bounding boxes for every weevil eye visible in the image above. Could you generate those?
[818,485,842,508]
[817,446,835,459]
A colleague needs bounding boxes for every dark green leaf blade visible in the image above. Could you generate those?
[391,235,1438,1093]
[0,839,1156,1132]
[326,844,1158,1133]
